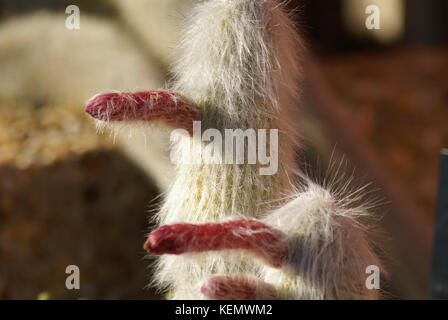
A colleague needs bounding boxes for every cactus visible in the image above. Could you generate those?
[86,0,384,300]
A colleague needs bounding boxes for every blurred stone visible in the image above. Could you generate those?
[111,0,195,67]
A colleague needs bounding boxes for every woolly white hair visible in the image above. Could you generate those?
[261,168,385,299]
[147,0,385,300]
[91,0,385,299]
[152,0,303,299]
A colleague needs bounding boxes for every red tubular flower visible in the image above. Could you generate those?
[144,219,289,268]
[85,90,200,134]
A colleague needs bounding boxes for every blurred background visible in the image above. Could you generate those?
[0,0,446,299]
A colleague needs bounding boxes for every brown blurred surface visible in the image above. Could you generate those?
[320,48,448,219]
[0,149,161,299]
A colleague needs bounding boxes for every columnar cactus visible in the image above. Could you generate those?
[86,0,384,299]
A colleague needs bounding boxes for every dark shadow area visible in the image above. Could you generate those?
[0,149,161,299]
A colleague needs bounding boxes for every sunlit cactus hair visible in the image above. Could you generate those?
[86,0,386,300]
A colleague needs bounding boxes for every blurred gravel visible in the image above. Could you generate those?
[0,99,111,169]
